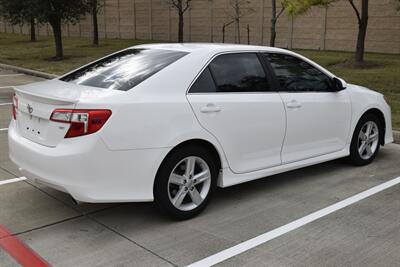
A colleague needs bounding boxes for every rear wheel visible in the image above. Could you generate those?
[349,113,381,166]
[154,145,218,220]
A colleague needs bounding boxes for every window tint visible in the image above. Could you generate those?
[61,49,188,91]
[208,53,270,93]
[264,53,333,92]
[189,67,217,93]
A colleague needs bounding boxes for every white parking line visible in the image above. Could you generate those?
[187,176,400,267]
[0,177,26,186]
[0,103,12,106]
[0,74,24,77]
[0,128,8,132]
[0,86,13,89]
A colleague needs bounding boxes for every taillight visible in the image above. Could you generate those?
[12,94,18,120]
[50,109,112,138]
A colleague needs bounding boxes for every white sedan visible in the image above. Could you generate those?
[9,44,393,219]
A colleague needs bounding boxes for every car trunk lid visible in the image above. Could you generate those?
[14,80,110,147]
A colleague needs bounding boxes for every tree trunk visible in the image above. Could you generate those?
[234,0,240,44]
[355,0,368,63]
[92,2,99,46]
[30,17,36,42]
[178,11,184,42]
[222,24,226,43]
[270,0,277,47]
[247,24,250,44]
[50,19,63,60]
[270,19,276,47]
[235,18,240,43]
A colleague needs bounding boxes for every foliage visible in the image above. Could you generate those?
[34,0,88,59]
[85,0,103,14]
[34,0,87,25]
[0,0,37,25]
[268,0,333,47]
[0,0,38,41]
[283,0,335,16]
[85,0,104,46]
[0,0,87,25]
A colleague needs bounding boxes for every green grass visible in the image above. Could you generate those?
[0,33,153,74]
[0,33,399,130]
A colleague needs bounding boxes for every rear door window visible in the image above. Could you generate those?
[189,67,217,93]
[60,49,188,91]
[208,53,271,93]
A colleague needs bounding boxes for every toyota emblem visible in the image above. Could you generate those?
[27,104,33,114]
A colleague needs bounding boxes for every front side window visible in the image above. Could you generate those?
[61,49,188,91]
[264,53,333,92]
[190,53,270,93]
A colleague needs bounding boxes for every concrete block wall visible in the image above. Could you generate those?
[0,0,399,54]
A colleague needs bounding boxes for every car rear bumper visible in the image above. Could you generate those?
[8,120,170,203]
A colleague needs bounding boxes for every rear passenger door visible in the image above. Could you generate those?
[187,53,286,174]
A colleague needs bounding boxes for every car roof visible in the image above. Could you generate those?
[131,42,336,81]
[133,43,289,54]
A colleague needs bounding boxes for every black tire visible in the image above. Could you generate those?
[348,113,382,166]
[154,145,218,220]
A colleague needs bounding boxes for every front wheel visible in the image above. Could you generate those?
[349,113,382,166]
[154,145,218,220]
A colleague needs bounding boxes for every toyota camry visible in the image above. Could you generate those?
[8,43,393,219]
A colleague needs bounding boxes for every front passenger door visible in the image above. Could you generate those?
[263,53,352,164]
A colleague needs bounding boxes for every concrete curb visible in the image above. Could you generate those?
[0,63,57,79]
[394,131,400,144]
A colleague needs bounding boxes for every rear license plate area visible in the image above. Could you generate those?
[18,113,48,141]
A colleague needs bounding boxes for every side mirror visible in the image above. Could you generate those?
[331,77,347,92]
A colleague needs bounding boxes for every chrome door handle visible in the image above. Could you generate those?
[286,100,302,109]
[200,104,222,113]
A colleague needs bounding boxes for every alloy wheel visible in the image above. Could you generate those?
[357,121,379,160]
[167,156,211,211]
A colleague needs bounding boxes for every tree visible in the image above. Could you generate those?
[222,21,234,43]
[284,0,332,14]
[269,0,333,47]
[223,0,254,43]
[35,0,87,60]
[285,0,373,64]
[0,0,37,41]
[86,0,103,46]
[166,0,191,42]
[270,0,286,47]
[348,0,368,63]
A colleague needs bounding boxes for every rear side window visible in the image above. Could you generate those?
[60,49,188,91]
[264,53,333,92]
[189,67,217,93]
[189,53,270,93]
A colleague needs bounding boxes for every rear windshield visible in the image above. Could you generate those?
[60,49,188,91]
